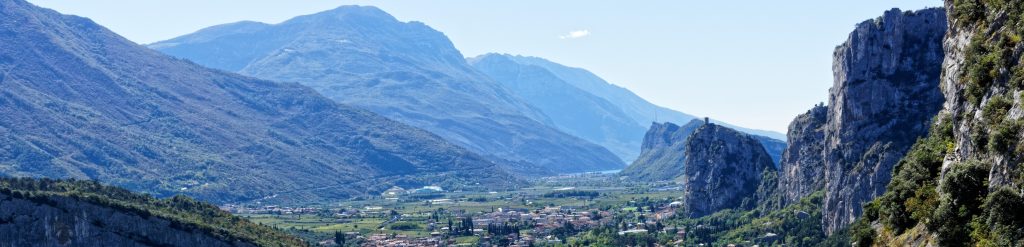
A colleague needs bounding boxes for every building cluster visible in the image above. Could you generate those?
[219,204,321,215]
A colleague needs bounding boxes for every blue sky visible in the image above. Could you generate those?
[28,0,942,133]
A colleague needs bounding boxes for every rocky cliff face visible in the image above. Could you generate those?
[778,104,828,206]
[0,193,254,247]
[618,120,704,181]
[861,2,1024,244]
[681,124,776,218]
[937,0,1024,191]
[819,8,947,234]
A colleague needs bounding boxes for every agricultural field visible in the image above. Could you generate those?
[225,173,685,245]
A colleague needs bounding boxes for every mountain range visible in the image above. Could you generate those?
[0,0,517,204]
[498,55,786,140]
[150,6,785,167]
[149,6,625,173]
[471,54,785,162]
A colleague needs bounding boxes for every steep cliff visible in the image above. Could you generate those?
[816,8,947,234]
[0,178,304,247]
[681,124,777,218]
[859,1,1024,245]
[777,104,828,205]
[937,0,1024,195]
[618,120,704,181]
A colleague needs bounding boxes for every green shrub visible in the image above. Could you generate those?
[905,183,939,224]
[988,120,1021,153]
[930,160,990,246]
[952,0,985,23]
[982,94,1013,124]
[849,218,875,247]
[877,115,952,233]
[862,200,880,222]
[940,161,990,212]
[978,188,1024,245]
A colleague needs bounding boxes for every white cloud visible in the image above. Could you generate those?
[559,29,590,39]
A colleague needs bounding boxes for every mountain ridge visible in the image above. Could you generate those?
[493,53,786,140]
[0,0,518,204]
[150,5,626,174]
[468,53,645,161]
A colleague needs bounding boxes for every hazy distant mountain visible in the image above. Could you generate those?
[755,135,786,166]
[150,6,624,173]
[469,54,645,161]
[618,120,704,181]
[0,0,518,204]
[504,55,786,141]
[620,119,783,182]
[471,53,785,162]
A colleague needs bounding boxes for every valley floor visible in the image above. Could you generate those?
[224,172,826,246]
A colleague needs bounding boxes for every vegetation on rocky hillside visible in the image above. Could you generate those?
[0,177,307,247]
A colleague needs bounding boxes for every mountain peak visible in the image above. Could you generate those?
[151,5,624,174]
[320,5,396,21]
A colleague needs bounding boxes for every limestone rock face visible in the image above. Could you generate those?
[681,124,776,218]
[937,0,1024,192]
[778,104,828,206]
[0,193,252,247]
[819,8,947,234]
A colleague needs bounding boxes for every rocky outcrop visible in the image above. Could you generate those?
[819,8,947,234]
[778,104,828,206]
[0,193,255,247]
[681,124,777,217]
[619,120,704,181]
